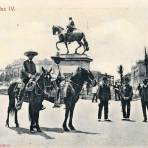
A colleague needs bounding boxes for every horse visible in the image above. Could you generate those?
[45,67,95,131]
[6,67,52,133]
[52,25,89,54]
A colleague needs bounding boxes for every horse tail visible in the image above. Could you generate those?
[82,33,89,51]
[8,82,18,115]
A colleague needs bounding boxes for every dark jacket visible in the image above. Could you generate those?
[98,84,111,101]
[121,84,133,101]
[141,85,148,102]
[20,60,36,83]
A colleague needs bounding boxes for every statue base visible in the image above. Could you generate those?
[52,53,93,74]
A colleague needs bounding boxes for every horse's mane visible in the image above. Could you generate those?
[56,25,64,30]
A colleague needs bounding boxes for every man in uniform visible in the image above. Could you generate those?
[140,78,148,122]
[16,51,45,111]
[120,77,133,120]
[98,76,111,121]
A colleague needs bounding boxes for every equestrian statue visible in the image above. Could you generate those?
[52,17,89,55]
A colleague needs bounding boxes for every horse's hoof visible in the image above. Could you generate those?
[70,127,76,131]
[69,125,76,131]
[63,126,70,132]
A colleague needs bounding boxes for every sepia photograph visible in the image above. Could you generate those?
[0,0,148,147]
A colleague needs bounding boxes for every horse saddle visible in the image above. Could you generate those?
[25,80,36,92]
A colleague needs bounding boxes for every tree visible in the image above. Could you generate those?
[117,65,124,86]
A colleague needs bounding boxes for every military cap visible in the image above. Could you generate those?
[24,51,38,57]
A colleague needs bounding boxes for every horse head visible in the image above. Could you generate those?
[52,25,64,35]
[74,67,95,86]
[41,67,52,84]
[35,67,52,90]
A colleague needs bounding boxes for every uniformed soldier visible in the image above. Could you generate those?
[66,17,76,34]
[98,77,111,121]
[16,51,45,111]
[120,77,133,120]
[140,78,148,122]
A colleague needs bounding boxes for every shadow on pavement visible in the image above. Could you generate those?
[71,130,100,135]
[122,119,136,122]
[41,127,64,133]
[9,127,55,140]
[41,127,100,135]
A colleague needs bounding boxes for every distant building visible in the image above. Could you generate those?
[36,58,52,72]
[3,58,52,82]
[91,70,114,86]
[131,60,146,89]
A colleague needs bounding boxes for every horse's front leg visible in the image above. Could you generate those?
[64,42,69,54]
[15,108,19,127]
[63,105,70,131]
[69,104,76,130]
[35,110,41,132]
[6,107,10,127]
[29,104,36,133]
[56,41,61,51]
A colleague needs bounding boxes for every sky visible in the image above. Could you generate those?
[0,0,148,78]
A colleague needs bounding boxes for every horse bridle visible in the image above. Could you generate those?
[35,73,51,95]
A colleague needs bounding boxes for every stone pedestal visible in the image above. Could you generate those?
[51,54,93,74]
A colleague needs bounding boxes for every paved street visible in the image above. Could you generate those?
[0,95,148,148]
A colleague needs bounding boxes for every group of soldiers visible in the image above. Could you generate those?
[91,76,148,122]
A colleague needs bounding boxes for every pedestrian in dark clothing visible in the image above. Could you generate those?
[120,77,133,120]
[98,77,111,121]
[140,78,148,122]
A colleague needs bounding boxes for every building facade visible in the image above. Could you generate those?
[2,58,52,82]
[131,60,146,89]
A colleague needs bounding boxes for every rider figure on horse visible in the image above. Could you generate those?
[16,51,46,111]
[67,17,76,34]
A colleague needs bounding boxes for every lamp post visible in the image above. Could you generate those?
[144,47,148,78]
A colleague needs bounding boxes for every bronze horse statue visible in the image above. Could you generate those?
[6,67,52,133]
[45,67,95,131]
[52,25,89,55]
